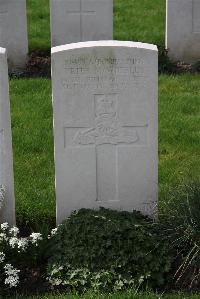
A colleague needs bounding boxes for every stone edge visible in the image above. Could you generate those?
[51,40,158,54]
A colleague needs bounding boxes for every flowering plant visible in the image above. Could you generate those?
[0,222,47,291]
[47,262,146,293]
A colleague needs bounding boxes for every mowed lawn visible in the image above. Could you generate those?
[10,75,200,226]
[27,0,165,51]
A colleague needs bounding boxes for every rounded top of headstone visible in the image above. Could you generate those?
[0,47,6,55]
[51,40,158,54]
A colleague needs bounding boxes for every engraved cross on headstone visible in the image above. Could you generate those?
[64,94,148,202]
[0,5,8,43]
[66,0,96,41]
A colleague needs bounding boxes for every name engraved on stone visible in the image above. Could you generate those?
[193,0,200,33]
[66,0,96,41]
[62,57,145,91]
[64,93,148,202]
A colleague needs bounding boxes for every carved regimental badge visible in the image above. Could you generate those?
[73,94,141,146]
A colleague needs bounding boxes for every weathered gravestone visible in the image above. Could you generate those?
[0,0,28,70]
[166,0,200,63]
[52,41,158,224]
[50,0,113,47]
[0,47,15,224]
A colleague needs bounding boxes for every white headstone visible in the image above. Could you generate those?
[0,0,28,70]
[166,0,200,63]
[50,0,113,47]
[0,47,15,224]
[52,41,158,224]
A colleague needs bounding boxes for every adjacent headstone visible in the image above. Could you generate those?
[0,0,28,70]
[52,41,158,224]
[50,0,113,47]
[0,47,15,224]
[166,0,200,63]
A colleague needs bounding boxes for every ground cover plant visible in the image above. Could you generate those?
[1,188,200,296]
[47,209,171,292]
[0,209,171,295]
[0,202,194,296]
[8,292,200,299]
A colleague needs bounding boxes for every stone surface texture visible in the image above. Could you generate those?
[50,0,113,47]
[52,41,158,224]
[0,47,15,224]
[166,0,200,63]
[0,0,28,70]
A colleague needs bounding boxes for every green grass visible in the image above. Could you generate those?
[27,0,50,51]
[114,0,165,45]
[9,75,200,227]
[159,74,200,210]
[11,291,200,299]
[10,79,55,227]
[26,0,166,52]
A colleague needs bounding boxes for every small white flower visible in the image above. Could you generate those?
[9,226,19,237]
[51,228,58,236]
[49,278,62,286]
[30,232,43,245]
[0,252,5,263]
[5,276,19,288]
[9,237,18,248]
[51,265,63,275]
[17,238,29,251]
[93,215,106,220]
[48,227,59,239]
[4,264,20,288]
[0,232,8,242]
[1,222,9,230]
[4,264,13,272]
[4,264,20,275]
